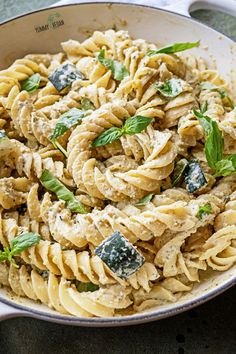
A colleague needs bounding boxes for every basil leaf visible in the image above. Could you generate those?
[0,130,7,140]
[193,109,224,168]
[123,116,154,135]
[92,127,123,147]
[214,155,236,177]
[172,158,189,187]
[76,282,99,292]
[92,116,153,147]
[40,169,88,214]
[10,232,41,256]
[135,193,154,206]
[80,98,95,111]
[98,49,129,81]
[21,73,41,92]
[148,41,200,56]
[201,82,234,109]
[0,249,11,263]
[50,108,86,140]
[196,203,212,220]
[155,78,185,98]
[200,101,208,114]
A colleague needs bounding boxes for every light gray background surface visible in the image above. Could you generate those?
[0,1,236,353]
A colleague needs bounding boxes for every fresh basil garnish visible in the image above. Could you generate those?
[135,193,154,206]
[172,158,189,187]
[21,73,41,93]
[80,98,95,111]
[196,203,212,220]
[0,232,40,266]
[76,282,99,293]
[155,78,185,98]
[98,49,129,81]
[92,115,154,147]
[193,109,236,177]
[214,155,236,177]
[40,169,88,214]
[201,82,234,109]
[147,41,200,56]
[50,108,86,156]
[193,109,224,168]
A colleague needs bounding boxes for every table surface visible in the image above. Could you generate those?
[0,1,236,353]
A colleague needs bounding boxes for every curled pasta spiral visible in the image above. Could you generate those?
[214,191,236,231]
[200,226,236,271]
[199,89,224,122]
[0,177,32,209]
[219,108,236,154]
[0,263,132,317]
[133,277,192,312]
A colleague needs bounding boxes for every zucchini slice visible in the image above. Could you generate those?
[48,62,84,91]
[95,231,145,280]
[184,160,207,193]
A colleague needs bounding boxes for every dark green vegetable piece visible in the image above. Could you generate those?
[40,169,88,214]
[147,41,200,56]
[0,232,40,266]
[76,282,99,293]
[92,116,153,147]
[0,130,7,139]
[95,231,145,280]
[172,158,189,187]
[50,108,87,156]
[155,78,186,98]
[184,160,207,193]
[135,193,154,206]
[196,203,212,220]
[21,73,41,93]
[48,62,84,91]
[98,49,129,81]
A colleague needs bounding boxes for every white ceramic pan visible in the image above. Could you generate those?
[0,0,236,326]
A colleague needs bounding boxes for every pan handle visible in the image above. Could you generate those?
[52,0,236,17]
[0,302,28,321]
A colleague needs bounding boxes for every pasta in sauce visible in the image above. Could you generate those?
[0,29,235,317]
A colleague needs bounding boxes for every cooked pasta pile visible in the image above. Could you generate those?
[0,29,236,317]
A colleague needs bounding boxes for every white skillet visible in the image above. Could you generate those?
[0,0,236,326]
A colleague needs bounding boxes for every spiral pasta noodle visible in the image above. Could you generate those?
[0,29,236,318]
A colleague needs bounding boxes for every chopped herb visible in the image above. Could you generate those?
[95,231,145,280]
[172,158,189,187]
[50,108,86,156]
[76,282,99,292]
[80,98,95,111]
[135,193,154,206]
[147,41,200,56]
[214,155,236,177]
[196,203,212,220]
[92,115,153,147]
[21,73,41,93]
[40,169,88,214]
[98,49,129,81]
[0,232,40,266]
[184,160,207,193]
[155,78,186,98]
[48,62,84,91]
